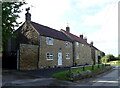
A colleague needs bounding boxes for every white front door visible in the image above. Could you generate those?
[58,52,62,66]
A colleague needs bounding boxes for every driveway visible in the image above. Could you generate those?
[2,67,70,86]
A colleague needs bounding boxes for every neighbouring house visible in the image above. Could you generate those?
[61,29,102,65]
[4,8,103,70]
[89,42,102,64]
[61,29,93,65]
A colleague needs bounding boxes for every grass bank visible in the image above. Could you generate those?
[105,60,120,65]
[52,65,111,81]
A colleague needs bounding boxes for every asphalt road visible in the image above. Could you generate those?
[2,65,120,88]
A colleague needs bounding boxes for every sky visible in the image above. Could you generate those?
[18,0,119,56]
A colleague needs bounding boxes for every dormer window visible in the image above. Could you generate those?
[46,37,54,45]
[66,41,70,48]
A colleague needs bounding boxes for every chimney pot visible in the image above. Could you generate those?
[90,41,93,45]
[80,34,83,39]
[66,26,70,33]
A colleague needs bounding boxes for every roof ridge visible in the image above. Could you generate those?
[61,29,89,44]
[31,21,60,32]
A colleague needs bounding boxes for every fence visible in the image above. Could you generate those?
[70,64,110,71]
[68,64,111,81]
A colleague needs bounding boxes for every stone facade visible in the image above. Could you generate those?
[38,36,73,68]
[20,22,39,45]
[91,47,96,64]
[91,46,102,64]
[9,11,103,70]
[15,21,101,70]
[95,50,101,64]
[19,44,38,70]
[75,42,93,65]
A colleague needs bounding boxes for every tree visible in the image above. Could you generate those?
[101,55,109,63]
[2,2,26,51]
[101,51,105,57]
[118,54,120,59]
[101,54,116,63]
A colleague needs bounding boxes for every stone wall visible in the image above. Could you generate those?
[91,47,96,64]
[75,42,93,65]
[38,36,73,68]
[95,50,101,64]
[19,44,38,70]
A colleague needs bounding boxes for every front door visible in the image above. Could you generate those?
[58,52,62,66]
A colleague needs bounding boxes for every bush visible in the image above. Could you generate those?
[101,56,109,63]
[67,70,91,80]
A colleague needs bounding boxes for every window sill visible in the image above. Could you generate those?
[47,59,53,61]
[66,58,70,59]
[47,44,54,46]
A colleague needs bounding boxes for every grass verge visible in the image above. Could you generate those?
[52,65,111,81]
[105,60,120,65]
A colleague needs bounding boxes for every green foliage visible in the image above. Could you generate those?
[101,54,118,63]
[118,54,120,59]
[106,60,120,65]
[52,65,110,81]
[101,56,109,63]
[101,51,105,57]
[2,2,26,50]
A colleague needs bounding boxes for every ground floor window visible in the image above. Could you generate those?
[66,53,70,59]
[76,54,80,59]
[46,52,53,60]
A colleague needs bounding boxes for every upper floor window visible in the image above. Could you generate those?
[46,37,54,45]
[46,52,53,60]
[66,53,70,59]
[66,41,70,48]
[76,42,79,47]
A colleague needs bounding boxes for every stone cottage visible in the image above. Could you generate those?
[10,8,102,70]
[61,29,102,65]
[13,9,74,70]
[61,29,93,65]
[90,42,101,64]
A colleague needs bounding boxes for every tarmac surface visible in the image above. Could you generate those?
[1,65,120,88]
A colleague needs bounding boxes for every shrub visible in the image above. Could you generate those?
[67,70,91,80]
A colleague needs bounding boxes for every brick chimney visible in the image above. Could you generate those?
[90,41,93,45]
[25,7,31,22]
[80,34,83,39]
[66,25,70,33]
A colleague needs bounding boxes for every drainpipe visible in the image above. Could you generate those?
[37,34,40,69]
[72,42,75,66]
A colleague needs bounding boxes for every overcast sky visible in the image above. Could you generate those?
[18,0,119,56]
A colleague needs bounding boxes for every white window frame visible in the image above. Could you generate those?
[82,44,84,46]
[46,37,54,45]
[66,53,70,59]
[46,52,53,60]
[76,54,80,59]
[66,41,70,48]
[76,42,79,47]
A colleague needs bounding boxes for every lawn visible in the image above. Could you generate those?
[106,60,120,65]
[52,65,111,81]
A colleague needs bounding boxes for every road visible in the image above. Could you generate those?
[2,65,120,87]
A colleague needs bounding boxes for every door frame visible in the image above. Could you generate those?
[58,52,62,66]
